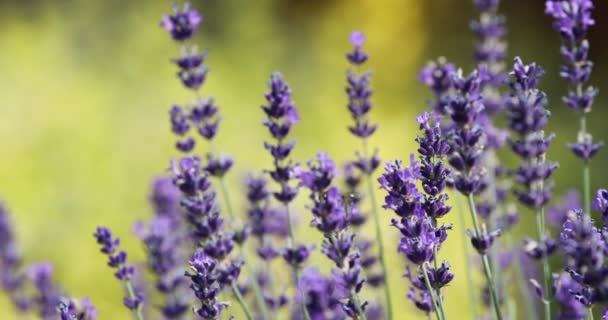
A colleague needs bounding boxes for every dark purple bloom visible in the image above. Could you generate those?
[298,152,338,193]
[190,98,220,141]
[467,227,501,255]
[418,58,457,113]
[161,3,203,42]
[560,209,608,306]
[186,252,229,319]
[93,227,144,313]
[294,268,346,320]
[204,153,234,178]
[282,244,314,268]
[407,288,434,314]
[262,73,300,204]
[554,272,588,320]
[507,57,558,210]
[378,159,423,218]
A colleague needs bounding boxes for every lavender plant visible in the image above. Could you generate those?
[2,1,608,320]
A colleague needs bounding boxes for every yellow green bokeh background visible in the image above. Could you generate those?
[1,0,607,319]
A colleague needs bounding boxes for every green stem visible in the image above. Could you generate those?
[125,280,144,320]
[588,307,594,320]
[285,204,312,320]
[467,194,503,320]
[455,195,477,320]
[363,140,393,320]
[422,263,444,320]
[535,208,552,320]
[431,245,447,320]
[506,233,537,320]
[218,177,235,220]
[218,178,269,319]
[352,290,368,320]
[231,282,254,320]
[579,102,591,216]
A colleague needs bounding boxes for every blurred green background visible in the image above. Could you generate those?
[1,0,607,319]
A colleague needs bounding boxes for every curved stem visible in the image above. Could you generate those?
[285,204,312,320]
[125,280,144,320]
[218,177,235,220]
[455,195,478,320]
[535,208,552,320]
[467,194,503,320]
[351,290,368,320]
[505,233,537,320]
[231,282,254,320]
[422,263,443,320]
[362,140,393,320]
[218,177,269,319]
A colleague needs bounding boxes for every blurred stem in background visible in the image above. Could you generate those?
[218,177,269,319]
[580,113,591,216]
[363,139,393,320]
[455,195,477,319]
[467,194,503,320]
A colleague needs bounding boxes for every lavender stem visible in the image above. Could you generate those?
[218,177,269,319]
[231,282,254,320]
[455,194,477,319]
[422,263,443,320]
[363,140,393,320]
[535,206,551,320]
[284,204,312,320]
[467,194,503,320]
[580,113,591,216]
[125,281,144,320]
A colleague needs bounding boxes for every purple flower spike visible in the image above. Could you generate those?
[507,57,558,210]
[161,3,203,42]
[93,227,144,313]
[262,73,300,204]
[186,252,229,319]
[546,0,602,160]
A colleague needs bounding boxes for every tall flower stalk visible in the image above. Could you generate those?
[545,0,603,215]
[344,31,389,320]
[261,73,312,320]
[93,227,144,320]
[298,152,368,319]
[443,68,503,320]
[161,4,260,317]
[378,153,453,320]
[506,57,558,320]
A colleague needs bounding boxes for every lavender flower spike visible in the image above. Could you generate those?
[546,0,603,215]
[507,57,556,320]
[93,226,144,319]
[345,30,391,320]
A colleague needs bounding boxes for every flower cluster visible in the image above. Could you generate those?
[418,58,456,114]
[93,227,144,314]
[545,0,603,160]
[507,57,558,259]
[559,209,608,308]
[299,152,367,317]
[134,177,189,319]
[379,154,453,315]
